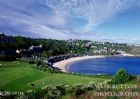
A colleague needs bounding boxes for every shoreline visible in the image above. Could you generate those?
[53,55,105,73]
[53,53,137,73]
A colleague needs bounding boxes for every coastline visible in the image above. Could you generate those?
[53,53,136,73]
[53,55,105,73]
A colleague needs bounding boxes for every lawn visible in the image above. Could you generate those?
[0,61,111,91]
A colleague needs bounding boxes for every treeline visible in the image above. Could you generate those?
[0,34,88,56]
[0,34,32,50]
[0,34,91,61]
[0,33,132,61]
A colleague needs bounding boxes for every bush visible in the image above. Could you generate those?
[29,60,35,64]
[0,54,16,61]
[111,68,130,84]
[37,61,42,66]
[42,85,61,99]
[45,90,61,99]
[56,85,66,95]
[73,87,86,97]
[32,60,61,73]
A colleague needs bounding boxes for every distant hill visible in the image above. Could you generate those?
[130,46,140,55]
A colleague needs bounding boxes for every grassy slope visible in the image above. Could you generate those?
[0,61,110,91]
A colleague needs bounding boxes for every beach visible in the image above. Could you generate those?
[53,56,105,72]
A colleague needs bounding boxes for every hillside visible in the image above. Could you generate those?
[130,46,140,55]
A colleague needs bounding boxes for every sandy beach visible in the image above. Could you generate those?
[53,56,105,73]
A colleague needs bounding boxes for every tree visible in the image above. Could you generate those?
[15,36,31,49]
[42,51,48,57]
[111,68,130,84]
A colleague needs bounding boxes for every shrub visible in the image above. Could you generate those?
[44,90,61,99]
[0,54,16,61]
[81,85,94,92]
[73,87,86,97]
[43,85,61,99]
[56,85,66,95]
[111,68,130,84]
[37,61,42,66]
[29,60,35,64]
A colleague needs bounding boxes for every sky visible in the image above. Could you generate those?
[0,0,140,44]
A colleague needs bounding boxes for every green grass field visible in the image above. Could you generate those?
[0,61,111,91]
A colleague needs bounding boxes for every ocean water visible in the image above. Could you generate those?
[66,56,140,75]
